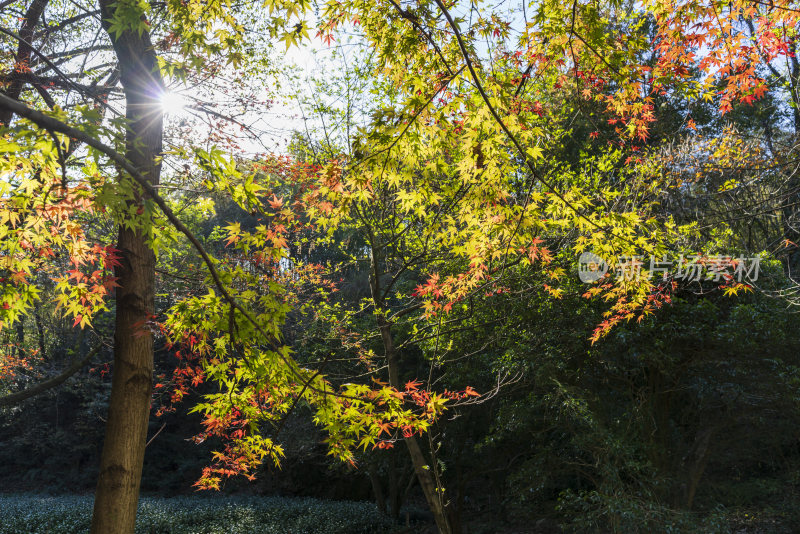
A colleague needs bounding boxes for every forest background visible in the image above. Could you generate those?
[2,0,800,532]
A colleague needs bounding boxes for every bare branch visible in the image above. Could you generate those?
[0,344,101,407]
[0,26,121,116]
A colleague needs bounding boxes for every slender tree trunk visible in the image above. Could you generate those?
[387,448,401,519]
[90,2,163,533]
[389,451,416,520]
[367,460,387,515]
[33,304,46,361]
[14,320,24,359]
[0,0,49,126]
[368,239,457,534]
[683,425,715,510]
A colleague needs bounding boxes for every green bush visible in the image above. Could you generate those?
[0,494,394,534]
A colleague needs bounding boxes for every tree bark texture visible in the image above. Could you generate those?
[90,1,164,532]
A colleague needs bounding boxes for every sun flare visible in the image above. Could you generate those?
[160,90,189,115]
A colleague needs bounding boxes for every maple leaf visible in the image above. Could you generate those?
[405,379,422,391]
[375,421,393,436]
[191,371,205,387]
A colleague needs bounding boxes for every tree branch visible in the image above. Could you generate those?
[432,0,626,244]
[0,93,307,385]
[0,344,101,407]
[0,26,121,116]
[33,9,102,39]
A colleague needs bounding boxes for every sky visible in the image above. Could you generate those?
[160,25,356,160]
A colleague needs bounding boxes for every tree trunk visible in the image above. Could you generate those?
[683,425,715,510]
[0,0,49,126]
[33,304,46,361]
[90,2,163,532]
[387,448,401,519]
[367,461,387,515]
[14,320,24,359]
[368,240,457,534]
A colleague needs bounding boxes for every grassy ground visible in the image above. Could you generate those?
[0,494,395,534]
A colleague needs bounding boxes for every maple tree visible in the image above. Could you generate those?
[0,0,310,533]
[1,0,799,533]
[174,2,797,531]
